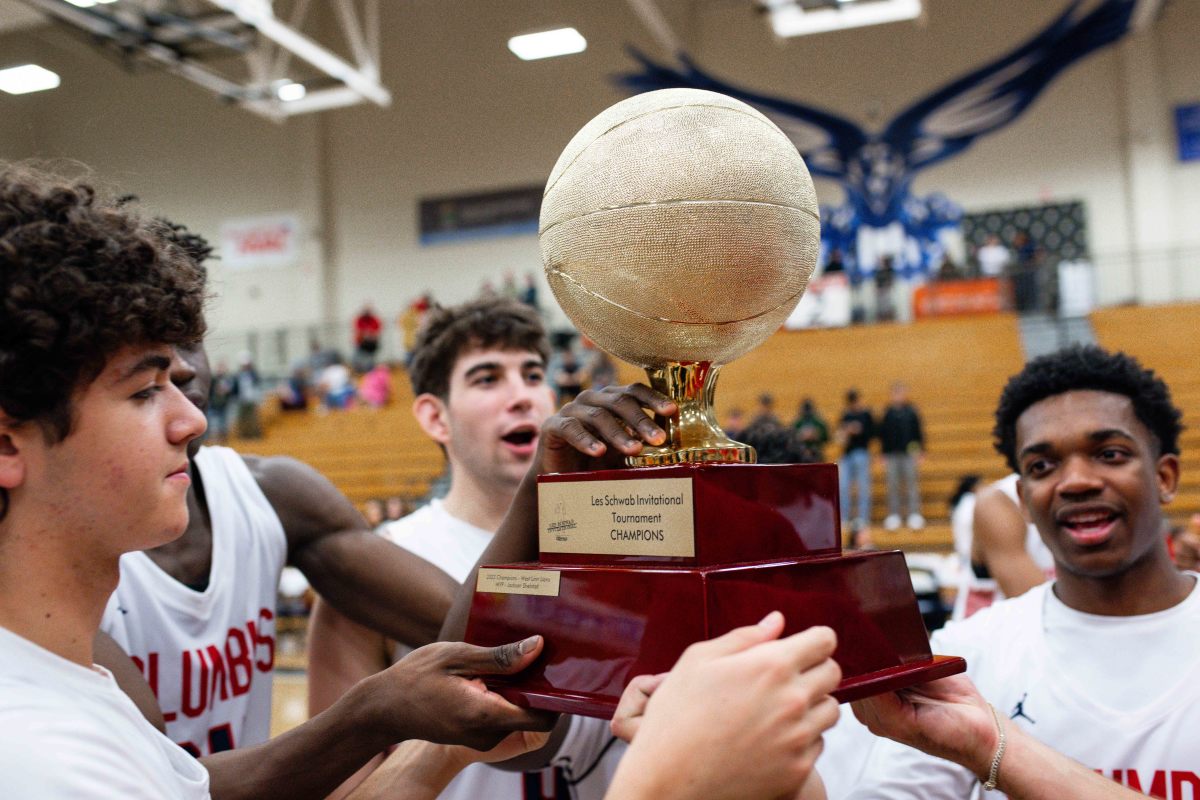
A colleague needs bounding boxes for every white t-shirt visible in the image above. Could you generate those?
[381,500,624,800]
[101,446,288,756]
[952,474,1055,621]
[0,625,211,799]
[841,577,1200,799]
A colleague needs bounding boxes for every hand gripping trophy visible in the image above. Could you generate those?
[466,89,964,717]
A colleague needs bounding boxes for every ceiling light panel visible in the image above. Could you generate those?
[508,27,587,61]
[0,64,61,94]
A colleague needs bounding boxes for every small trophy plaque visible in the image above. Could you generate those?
[464,88,965,718]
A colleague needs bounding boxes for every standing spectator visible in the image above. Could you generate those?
[359,362,393,409]
[206,359,234,443]
[500,271,519,301]
[879,381,926,531]
[231,352,263,439]
[874,256,897,322]
[976,233,1011,278]
[352,303,382,372]
[553,348,584,404]
[792,397,830,462]
[1012,229,1041,312]
[519,271,540,313]
[837,389,875,533]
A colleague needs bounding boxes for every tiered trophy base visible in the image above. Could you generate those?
[464,463,964,719]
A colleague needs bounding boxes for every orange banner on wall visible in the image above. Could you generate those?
[913,278,1011,319]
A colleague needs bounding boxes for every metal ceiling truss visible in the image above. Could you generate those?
[20,0,390,120]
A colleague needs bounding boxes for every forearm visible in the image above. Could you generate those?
[299,532,456,647]
[203,678,389,800]
[306,598,389,717]
[993,727,1142,800]
[441,468,540,643]
[347,740,472,800]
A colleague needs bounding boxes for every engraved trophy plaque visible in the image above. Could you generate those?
[464,89,965,717]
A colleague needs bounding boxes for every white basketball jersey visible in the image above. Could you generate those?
[845,578,1200,800]
[101,446,287,756]
[952,474,1055,620]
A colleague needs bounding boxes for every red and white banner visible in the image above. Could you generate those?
[219,214,301,270]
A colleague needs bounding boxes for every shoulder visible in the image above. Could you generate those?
[237,455,361,545]
[932,585,1047,659]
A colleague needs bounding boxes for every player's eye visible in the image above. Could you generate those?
[132,384,166,401]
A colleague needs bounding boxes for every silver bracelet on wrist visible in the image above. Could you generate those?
[982,703,1007,791]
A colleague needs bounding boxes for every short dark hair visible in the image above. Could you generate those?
[993,345,1183,472]
[0,164,207,443]
[408,297,549,399]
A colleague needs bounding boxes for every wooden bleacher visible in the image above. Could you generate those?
[231,307,1200,556]
[1091,302,1200,529]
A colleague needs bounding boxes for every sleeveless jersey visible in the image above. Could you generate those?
[101,446,287,757]
[845,578,1200,799]
[952,474,1055,620]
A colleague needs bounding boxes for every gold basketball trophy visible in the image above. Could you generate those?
[465,89,964,717]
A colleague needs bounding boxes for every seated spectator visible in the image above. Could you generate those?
[318,354,356,410]
[278,365,310,411]
[792,397,830,462]
[359,363,393,409]
[384,496,408,522]
[363,499,386,529]
[553,348,584,404]
[751,393,780,427]
[582,337,616,390]
[725,407,747,440]
[935,254,961,281]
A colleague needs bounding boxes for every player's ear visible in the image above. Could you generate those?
[1156,452,1180,505]
[0,415,28,492]
[413,393,451,446]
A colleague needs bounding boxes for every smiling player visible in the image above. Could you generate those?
[836,346,1200,799]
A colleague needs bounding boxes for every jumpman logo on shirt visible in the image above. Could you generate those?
[1010,693,1036,724]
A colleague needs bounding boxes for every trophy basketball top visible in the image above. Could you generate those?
[539,87,820,369]
[539,88,821,465]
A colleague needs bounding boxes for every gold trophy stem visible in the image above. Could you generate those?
[627,362,757,467]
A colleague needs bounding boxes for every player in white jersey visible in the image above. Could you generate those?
[310,298,623,800]
[952,472,1056,620]
[94,223,458,756]
[0,165,569,799]
[826,345,1198,799]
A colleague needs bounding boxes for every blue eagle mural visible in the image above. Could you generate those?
[619,0,1139,279]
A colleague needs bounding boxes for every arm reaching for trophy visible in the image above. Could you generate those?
[441,382,678,637]
[438,383,677,768]
[850,676,1147,800]
[608,612,841,800]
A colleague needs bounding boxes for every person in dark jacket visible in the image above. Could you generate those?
[879,381,925,530]
[837,389,875,533]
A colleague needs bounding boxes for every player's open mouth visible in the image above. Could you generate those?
[1056,506,1120,546]
[500,426,538,455]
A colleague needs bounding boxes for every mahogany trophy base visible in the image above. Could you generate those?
[464,463,965,720]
